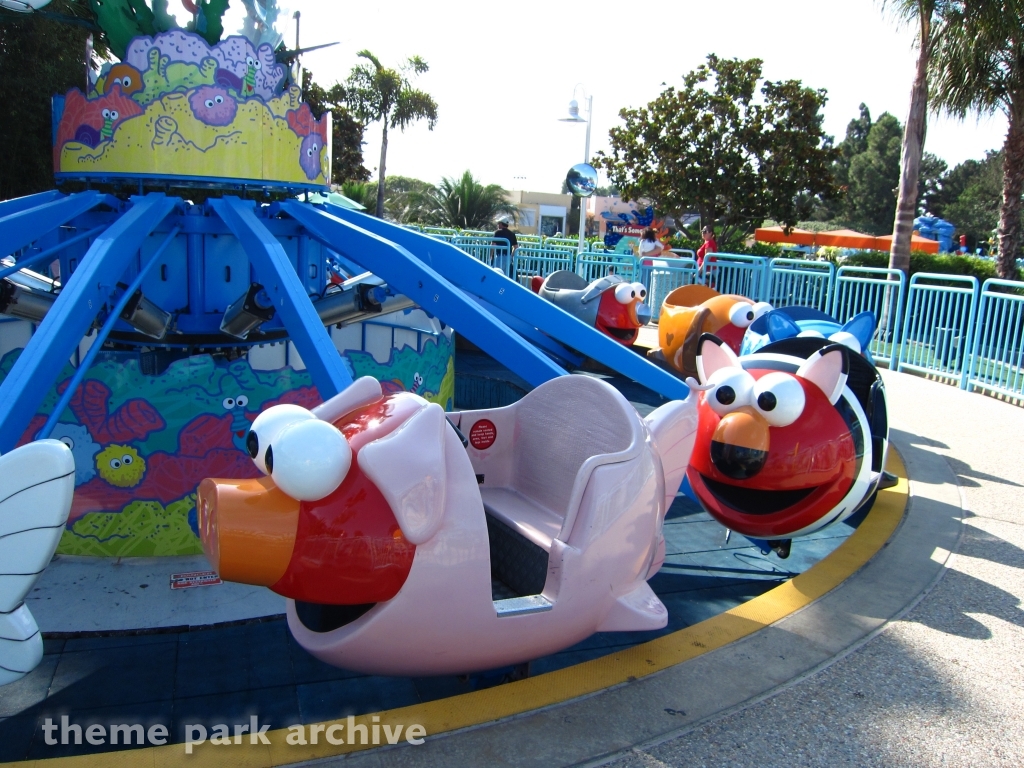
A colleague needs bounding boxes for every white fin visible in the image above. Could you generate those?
[596,581,668,632]
[358,403,447,545]
[312,376,384,424]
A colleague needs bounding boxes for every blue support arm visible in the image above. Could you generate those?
[210,197,353,399]
[468,294,584,368]
[0,190,62,220]
[318,204,691,401]
[0,191,104,258]
[281,202,568,386]
[0,193,176,453]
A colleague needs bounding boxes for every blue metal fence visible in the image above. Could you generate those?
[699,253,769,300]
[966,279,1024,399]
[831,267,906,369]
[637,257,698,321]
[576,251,637,282]
[768,258,834,312]
[451,236,511,274]
[898,273,980,387]
[512,247,575,286]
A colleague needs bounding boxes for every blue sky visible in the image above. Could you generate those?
[257,0,1008,193]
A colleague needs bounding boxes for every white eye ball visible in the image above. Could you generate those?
[752,372,806,427]
[246,57,254,66]
[236,395,249,407]
[110,458,121,469]
[269,419,351,501]
[254,60,262,70]
[729,301,756,328]
[122,454,133,465]
[797,330,826,339]
[222,397,235,410]
[751,301,773,320]
[109,110,119,120]
[631,282,647,301]
[828,330,862,354]
[705,368,754,418]
[205,99,215,108]
[122,76,132,87]
[102,109,110,119]
[60,436,75,450]
[614,283,636,304]
[215,95,224,104]
[246,404,316,475]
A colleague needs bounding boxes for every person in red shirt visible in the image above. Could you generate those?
[696,225,717,268]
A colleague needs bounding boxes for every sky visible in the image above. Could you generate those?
[219,0,1008,193]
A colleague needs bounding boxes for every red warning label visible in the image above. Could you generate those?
[170,571,223,590]
[469,419,497,450]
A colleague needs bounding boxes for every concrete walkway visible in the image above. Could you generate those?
[593,370,1023,768]
[313,370,1022,768]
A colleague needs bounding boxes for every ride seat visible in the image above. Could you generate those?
[476,375,642,552]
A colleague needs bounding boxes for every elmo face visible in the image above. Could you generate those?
[595,281,652,345]
[199,389,426,606]
[686,334,865,540]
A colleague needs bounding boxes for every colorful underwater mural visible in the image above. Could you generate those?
[0,331,454,558]
[53,31,329,187]
[602,206,672,256]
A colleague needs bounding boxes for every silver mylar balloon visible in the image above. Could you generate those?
[566,163,598,197]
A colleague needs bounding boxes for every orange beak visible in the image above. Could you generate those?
[198,477,300,587]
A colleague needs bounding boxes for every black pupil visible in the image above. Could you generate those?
[746,311,754,321]
[758,391,778,411]
[265,445,274,474]
[716,386,736,405]
[246,431,259,458]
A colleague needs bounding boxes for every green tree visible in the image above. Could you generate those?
[421,171,518,230]
[929,0,1024,277]
[882,0,949,275]
[593,55,840,247]
[0,1,107,199]
[339,180,378,211]
[346,50,438,218]
[934,151,1010,250]
[845,113,903,234]
[301,70,370,185]
[383,175,434,223]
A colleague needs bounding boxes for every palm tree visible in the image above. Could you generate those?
[339,180,378,211]
[421,171,519,230]
[882,1,949,275]
[346,50,438,218]
[929,0,1024,278]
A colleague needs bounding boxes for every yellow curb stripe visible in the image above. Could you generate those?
[6,450,909,768]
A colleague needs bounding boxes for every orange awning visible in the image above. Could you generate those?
[754,226,817,246]
[814,229,880,250]
[875,232,940,254]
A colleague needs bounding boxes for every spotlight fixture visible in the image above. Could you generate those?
[221,282,276,339]
[120,289,172,339]
[0,275,56,323]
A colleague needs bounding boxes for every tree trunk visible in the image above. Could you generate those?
[889,11,930,276]
[376,123,388,218]
[997,112,1024,280]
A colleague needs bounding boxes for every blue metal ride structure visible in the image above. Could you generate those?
[0,190,691,454]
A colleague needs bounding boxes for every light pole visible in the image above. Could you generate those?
[559,87,592,255]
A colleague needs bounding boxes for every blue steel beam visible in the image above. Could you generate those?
[468,294,585,368]
[210,197,353,399]
[0,194,176,453]
[0,226,107,282]
[0,190,62,220]
[0,191,104,258]
[318,204,690,401]
[281,202,567,386]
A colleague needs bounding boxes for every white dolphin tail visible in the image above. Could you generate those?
[644,399,699,512]
[0,440,75,686]
[596,581,668,632]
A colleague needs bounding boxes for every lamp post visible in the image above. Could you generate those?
[559,87,592,255]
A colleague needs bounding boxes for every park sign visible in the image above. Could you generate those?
[52,31,332,191]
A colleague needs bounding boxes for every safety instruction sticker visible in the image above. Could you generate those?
[170,571,223,590]
[469,419,497,450]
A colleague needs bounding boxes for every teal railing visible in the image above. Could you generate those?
[831,267,906,369]
[768,258,834,312]
[699,253,769,300]
[512,247,575,286]
[898,273,980,388]
[966,279,1024,399]
[636,257,699,322]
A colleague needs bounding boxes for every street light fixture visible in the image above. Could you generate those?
[559,86,592,255]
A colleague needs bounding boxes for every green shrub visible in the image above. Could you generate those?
[841,251,1019,282]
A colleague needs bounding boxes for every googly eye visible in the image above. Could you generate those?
[752,372,806,427]
[797,330,826,339]
[254,59,262,70]
[828,330,862,354]
[121,454,133,465]
[246,56,254,66]
[59,436,75,450]
[307,147,313,156]
[268,419,351,501]
[222,397,235,410]
[751,301,773,320]
[704,368,754,418]
[102,109,110,119]
[205,99,215,108]
[109,110,119,120]
[729,301,756,329]
[121,76,132,87]
[630,282,647,301]
[236,395,249,407]
[246,404,316,475]
[110,458,122,469]
[215,95,224,104]
[614,283,636,304]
